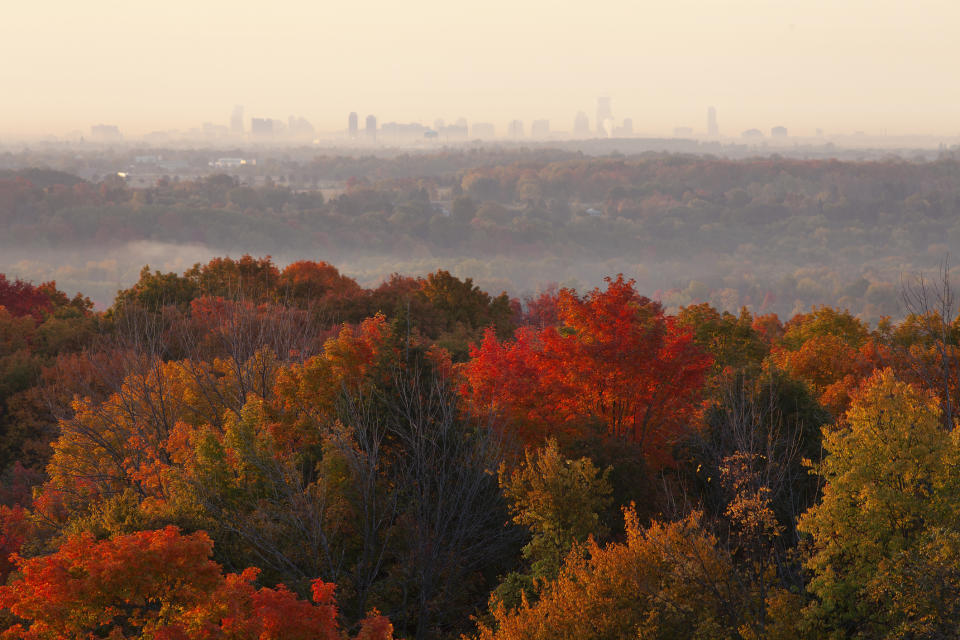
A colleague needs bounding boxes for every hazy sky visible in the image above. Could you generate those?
[2,0,958,138]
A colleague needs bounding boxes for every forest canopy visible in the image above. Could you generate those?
[4,255,960,638]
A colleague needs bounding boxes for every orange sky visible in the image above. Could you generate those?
[2,0,958,138]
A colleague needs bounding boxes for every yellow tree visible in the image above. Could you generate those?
[491,439,612,610]
[472,506,796,640]
[798,368,960,639]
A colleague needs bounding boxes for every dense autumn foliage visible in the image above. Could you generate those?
[0,526,392,640]
[8,256,960,638]
[462,276,712,467]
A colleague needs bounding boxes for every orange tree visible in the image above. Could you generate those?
[0,526,392,640]
[462,275,712,468]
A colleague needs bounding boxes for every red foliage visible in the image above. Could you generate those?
[0,505,30,582]
[0,526,393,640]
[520,285,560,329]
[463,276,713,468]
[0,275,52,321]
[279,260,363,302]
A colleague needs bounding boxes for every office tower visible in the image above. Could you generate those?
[250,118,274,136]
[771,126,788,137]
[90,124,122,141]
[471,122,495,138]
[621,118,633,135]
[596,97,613,136]
[288,116,314,138]
[231,105,244,135]
[707,106,718,137]
[531,119,550,138]
[507,120,525,138]
[574,111,590,137]
[365,115,377,139]
[348,112,358,137]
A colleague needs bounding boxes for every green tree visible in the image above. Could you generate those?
[492,439,612,610]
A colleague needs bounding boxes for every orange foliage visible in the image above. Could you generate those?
[0,526,392,640]
[463,276,712,467]
[773,336,890,416]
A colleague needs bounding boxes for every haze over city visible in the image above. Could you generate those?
[3,0,960,140]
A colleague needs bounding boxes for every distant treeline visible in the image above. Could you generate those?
[4,152,960,319]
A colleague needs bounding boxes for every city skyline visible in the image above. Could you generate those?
[61,101,957,146]
[3,0,960,139]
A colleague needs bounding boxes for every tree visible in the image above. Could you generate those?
[0,275,53,321]
[772,334,887,417]
[473,507,764,640]
[781,306,870,351]
[491,439,611,611]
[463,276,712,467]
[798,368,960,639]
[0,526,392,639]
[277,260,366,321]
[676,304,769,375]
[113,266,198,313]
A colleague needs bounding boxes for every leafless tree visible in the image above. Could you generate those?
[901,259,960,428]
[377,362,514,640]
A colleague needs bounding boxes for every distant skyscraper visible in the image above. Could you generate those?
[90,124,122,141]
[231,105,244,135]
[596,97,613,136]
[288,115,315,138]
[531,119,550,138]
[771,126,788,137]
[250,118,274,136]
[507,120,525,138]
[348,112,358,137]
[574,111,590,137]
[471,122,495,138]
[620,118,633,136]
[707,106,718,137]
[365,115,377,139]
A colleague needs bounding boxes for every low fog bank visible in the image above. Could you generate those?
[0,240,918,324]
[6,151,959,323]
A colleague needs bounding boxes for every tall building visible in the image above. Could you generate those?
[531,119,550,138]
[507,120,525,138]
[707,106,718,137]
[471,122,495,139]
[771,126,788,137]
[231,105,244,135]
[596,97,613,136]
[90,124,122,141]
[250,118,274,136]
[365,115,377,140]
[348,112,358,137]
[574,111,590,137]
[288,116,315,138]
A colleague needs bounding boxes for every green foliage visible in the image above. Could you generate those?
[677,304,769,373]
[782,306,871,350]
[492,439,612,610]
[114,265,198,312]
